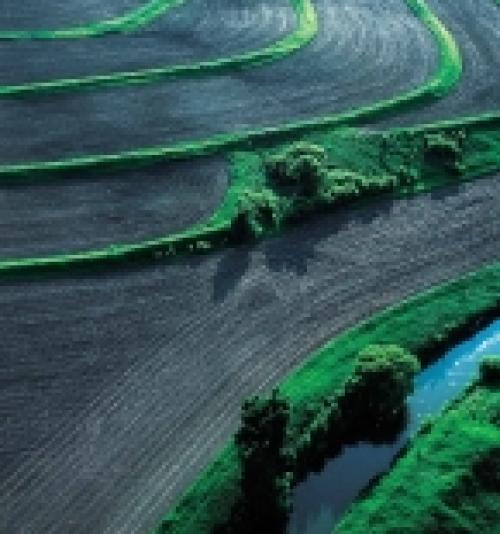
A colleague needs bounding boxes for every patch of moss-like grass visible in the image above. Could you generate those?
[335,381,500,533]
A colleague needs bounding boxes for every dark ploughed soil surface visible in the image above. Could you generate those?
[1,173,499,534]
[376,0,500,128]
[0,157,227,259]
[0,0,296,84]
[0,0,145,30]
[0,0,438,164]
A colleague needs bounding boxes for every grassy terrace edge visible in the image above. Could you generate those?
[156,262,500,533]
[0,0,184,39]
[0,0,460,173]
[1,112,499,276]
[0,0,317,97]
[335,381,500,533]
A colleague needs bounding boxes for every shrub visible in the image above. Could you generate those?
[230,188,281,242]
[480,356,500,386]
[235,390,292,532]
[264,142,327,196]
[342,344,420,419]
[424,130,466,175]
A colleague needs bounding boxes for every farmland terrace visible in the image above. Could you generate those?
[0,1,499,533]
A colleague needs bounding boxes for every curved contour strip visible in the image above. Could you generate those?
[0,0,185,39]
[0,0,317,97]
[0,0,477,275]
[0,0,462,179]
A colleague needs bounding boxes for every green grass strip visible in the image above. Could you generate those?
[335,383,500,533]
[157,262,500,533]
[2,110,500,277]
[0,0,184,39]
[0,0,317,97]
[0,0,460,177]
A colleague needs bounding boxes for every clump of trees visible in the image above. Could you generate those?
[235,390,292,533]
[340,344,420,425]
[230,188,281,243]
[423,129,467,175]
[264,142,327,197]
[480,356,500,386]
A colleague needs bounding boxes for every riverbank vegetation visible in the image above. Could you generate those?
[336,369,500,533]
[155,259,500,533]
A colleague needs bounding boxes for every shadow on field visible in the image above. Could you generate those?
[213,245,251,301]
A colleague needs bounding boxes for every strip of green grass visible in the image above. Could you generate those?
[0,0,317,97]
[335,382,500,533]
[2,117,499,277]
[157,261,500,533]
[0,0,184,39]
[0,0,461,177]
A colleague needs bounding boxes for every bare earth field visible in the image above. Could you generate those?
[0,0,437,164]
[1,0,500,533]
[1,173,500,533]
[377,0,500,127]
[0,0,146,30]
[0,0,295,84]
[0,157,227,259]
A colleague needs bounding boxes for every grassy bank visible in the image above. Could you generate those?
[2,118,499,276]
[335,378,500,533]
[0,0,317,97]
[0,0,461,176]
[156,261,500,533]
[0,0,184,39]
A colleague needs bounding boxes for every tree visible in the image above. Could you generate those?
[235,390,292,532]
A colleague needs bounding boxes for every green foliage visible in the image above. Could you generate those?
[424,130,466,175]
[157,263,500,533]
[335,384,500,533]
[234,391,292,532]
[264,142,327,196]
[343,345,420,417]
[230,188,281,242]
[480,356,500,386]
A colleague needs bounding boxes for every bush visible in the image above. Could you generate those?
[230,188,281,242]
[424,130,466,175]
[235,390,292,532]
[480,356,500,386]
[264,142,327,196]
[342,345,420,420]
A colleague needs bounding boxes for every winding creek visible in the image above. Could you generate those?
[288,319,500,534]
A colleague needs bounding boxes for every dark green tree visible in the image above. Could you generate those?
[235,390,292,533]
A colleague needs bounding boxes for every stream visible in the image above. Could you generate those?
[288,319,500,534]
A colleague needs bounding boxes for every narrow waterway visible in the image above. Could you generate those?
[288,319,500,534]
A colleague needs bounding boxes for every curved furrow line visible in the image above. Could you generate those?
[376,0,500,127]
[0,277,301,532]
[2,174,500,532]
[0,0,184,39]
[0,0,311,96]
[0,0,457,276]
[0,0,296,87]
[0,158,228,260]
[0,0,444,169]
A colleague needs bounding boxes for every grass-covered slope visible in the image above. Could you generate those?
[0,0,462,177]
[158,259,500,533]
[0,0,184,39]
[335,380,500,533]
[0,0,317,97]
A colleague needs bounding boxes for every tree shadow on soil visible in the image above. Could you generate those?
[263,198,397,276]
[212,244,252,302]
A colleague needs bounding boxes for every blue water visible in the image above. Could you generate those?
[288,319,500,534]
